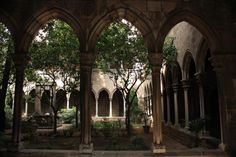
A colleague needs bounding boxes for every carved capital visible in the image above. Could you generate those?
[181,79,190,89]
[148,53,163,67]
[80,52,95,67]
[11,53,30,69]
[172,83,179,92]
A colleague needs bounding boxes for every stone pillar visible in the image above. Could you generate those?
[123,97,126,118]
[95,96,98,117]
[209,54,228,151]
[109,98,112,117]
[160,93,164,122]
[148,53,166,153]
[66,93,70,110]
[172,83,179,127]
[25,99,28,116]
[34,86,41,114]
[10,53,30,151]
[195,72,205,119]
[166,87,171,125]
[182,80,190,129]
[79,53,94,153]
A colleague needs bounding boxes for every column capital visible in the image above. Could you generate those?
[194,72,204,84]
[11,53,31,68]
[172,83,179,92]
[181,80,190,88]
[80,52,95,67]
[208,54,224,73]
[148,53,163,67]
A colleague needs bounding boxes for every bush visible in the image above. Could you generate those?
[59,107,78,126]
[130,136,147,150]
[4,104,12,129]
[21,116,38,140]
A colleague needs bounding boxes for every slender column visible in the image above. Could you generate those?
[172,84,179,127]
[11,54,30,147]
[66,93,70,110]
[109,98,112,117]
[209,54,228,151]
[25,99,28,116]
[195,72,205,119]
[34,86,41,114]
[95,96,98,117]
[123,97,126,118]
[182,80,190,129]
[148,53,165,153]
[166,87,171,125]
[79,53,94,153]
[160,93,164,122]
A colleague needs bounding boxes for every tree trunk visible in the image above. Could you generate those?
[0,56,12,132]
[125,101,131,136]
[53,112,57,135]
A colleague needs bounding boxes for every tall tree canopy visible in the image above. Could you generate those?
[28,19,80,133]
[96,19,150,135]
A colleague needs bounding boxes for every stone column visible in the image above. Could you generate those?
[148,53,166,153]
[25,98,28,116]
[109,98,112,117]
[95,96,98,117]
[182,80,190,129]
[123,97,126,118]
[209,54,228,151]
[172,83,179,127]
[11,53,30,151]
[195,72,205,119]
[79,53,94,153]
[166,87,171,125]
[34,86,41,114]
[160,93,164,122]
[66,93,70,110]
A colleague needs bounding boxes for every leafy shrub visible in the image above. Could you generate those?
[21,116,38,140]
[130,136,147,150]
[189,118,205,136]
[59,107,78,126]
[4,104,12,129]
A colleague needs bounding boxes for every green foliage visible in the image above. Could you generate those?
[0,23,14,85]
[59,107,77,125]
[129,90,142,124]
[163,36,177,67]
[189,118,206,135]
[28,19,80,91]
[21,116,38,139]
[4,103,12,129]
[129,136,148,150]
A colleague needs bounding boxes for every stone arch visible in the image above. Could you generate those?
[88,5,155,53]
[90,91,96,117]
[27,89,36,114]
[112,89,124,117]
[172,62,182,84]
[19,7,84,53]
[196,39,209,72]
[98,89,110,117]
[56,89,67,110]
[98,88,111,99]
[182,51,195,80]
[41,90,51,114]
[0,10,17,40]
[69,90,80,108]
[156,9,221,54]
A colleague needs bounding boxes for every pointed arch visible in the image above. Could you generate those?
[182,51,195,80]
[98,89,110,117]
[112,89,124,117]
[0,10,17,40]
[88,5,155,53]
[156,9,221,54]
[19,7,84,53]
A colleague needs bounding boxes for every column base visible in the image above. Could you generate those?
[7,142,24,152]
[218,142,227,151]
[174,123,180,128]
[152,143,166,153]
[79,143,93,154]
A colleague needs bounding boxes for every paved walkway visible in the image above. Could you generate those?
[0,149,228,157]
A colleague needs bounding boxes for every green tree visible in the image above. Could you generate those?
[162,36,177,67]
[28,19,80,134]
[0,23,14,132]
[96,19,150,136]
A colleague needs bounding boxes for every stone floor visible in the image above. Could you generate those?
[0,149,228,157]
